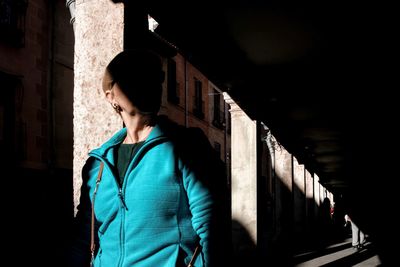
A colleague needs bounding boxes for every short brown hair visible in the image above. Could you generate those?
[106,49,165,114]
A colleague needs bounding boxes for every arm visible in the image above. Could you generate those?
[180,128,231,266]
[67,159,96,267]
[182,165,213,265]
[344,214,350,227]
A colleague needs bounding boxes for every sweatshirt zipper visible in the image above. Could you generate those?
[89,135,167,267]
[117,136,167,267]
[118,191,126,267]
[118,188,127,209]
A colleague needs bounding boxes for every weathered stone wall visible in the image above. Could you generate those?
[293,157,305,234]
[73,0,124,212]
[227,96,258,245]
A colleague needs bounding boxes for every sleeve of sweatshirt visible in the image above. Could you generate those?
[178,127,231,267]
[182,162,214,266]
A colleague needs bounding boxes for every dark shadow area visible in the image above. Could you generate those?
[150,2,397,264]
[258,150,352,267]
[319,243,379,267]
[231,219,257,267]
[262,168,295,267]
[292,241,352,264]
[343,125,398,266]
[3,167,73,266]
[317,197,334,239]
[289,214,352,266]
[164,117,234,266]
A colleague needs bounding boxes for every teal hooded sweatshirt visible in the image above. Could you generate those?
[78,119,215,266]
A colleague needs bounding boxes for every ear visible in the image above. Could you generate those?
[105,89,113,103]
[102,70,114,103]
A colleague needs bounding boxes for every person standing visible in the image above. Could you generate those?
[69,49,230,267]
[344,214,366,249]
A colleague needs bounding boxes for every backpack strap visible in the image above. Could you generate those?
[187,245,201,267]
[90,161,104,266]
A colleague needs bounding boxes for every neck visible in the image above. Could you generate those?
[122,114,155,144]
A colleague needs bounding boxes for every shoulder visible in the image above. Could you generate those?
[157,115,221,165]
[82,157,102,180]
[156,115,208,145]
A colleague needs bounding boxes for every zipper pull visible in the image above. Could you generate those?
[118,188,128,210]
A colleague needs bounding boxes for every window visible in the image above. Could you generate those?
[193,78,204,119]
[0,0,28,47]
[212,89,224,129]
[167,58,179,104]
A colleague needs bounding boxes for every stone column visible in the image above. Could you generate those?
[320,182,325,204]
[274,144,293,238]
[73,0,124,213]
[305,170,314,231]
[224,93,258,249]
[314,174,320,219]
[293,157,305,234]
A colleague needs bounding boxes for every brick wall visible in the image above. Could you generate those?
[0,0,50,168]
